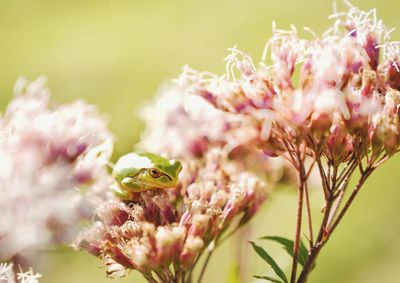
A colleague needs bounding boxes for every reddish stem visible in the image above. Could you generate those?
[296,168,373,283]
[290,158,305,283]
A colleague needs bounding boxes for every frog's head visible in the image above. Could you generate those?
[113,152,182,190]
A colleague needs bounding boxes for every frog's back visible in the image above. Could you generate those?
[139,152,182,177]
[113,152,154,181]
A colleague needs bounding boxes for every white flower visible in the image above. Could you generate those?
[0,263,41,283]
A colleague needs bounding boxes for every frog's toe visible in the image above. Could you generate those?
[111,185,131,200]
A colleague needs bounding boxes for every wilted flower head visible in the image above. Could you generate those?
[0,77,114,261]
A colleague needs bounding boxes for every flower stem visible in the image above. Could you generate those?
[296,168,373,283]
[143,272,158,283]
[295,199,333,283]
[290,160,305,283]
[196,241,216,283]
[304,180,314,249]
[328,168,373,235]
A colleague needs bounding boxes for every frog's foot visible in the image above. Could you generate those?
[111,184,133,201]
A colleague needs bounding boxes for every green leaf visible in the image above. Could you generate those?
[250,241,288,283]
[260,236,308,267]
[254,275,283,282]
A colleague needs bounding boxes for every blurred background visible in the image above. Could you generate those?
[1,0,400,282]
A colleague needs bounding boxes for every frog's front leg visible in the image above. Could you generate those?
[121,177,144,192]
[111,184,132,200]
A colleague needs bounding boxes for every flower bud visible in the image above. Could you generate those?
[180,236,204,269]
[155,226,186,264]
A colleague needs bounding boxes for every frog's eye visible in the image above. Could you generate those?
[149,168,161,178]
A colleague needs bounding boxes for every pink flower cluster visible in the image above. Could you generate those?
[139,84,248,158]
[166,5,400,281]
[0,77,114,261]
[74,3,400,282]
[74,149,267,281]
[177,4,400,165]
[139,83,291,181]
[74,22,304,280]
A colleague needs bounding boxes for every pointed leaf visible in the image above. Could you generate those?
[250,241,288,283]
[254,275,283,282]
[260,236,308,267]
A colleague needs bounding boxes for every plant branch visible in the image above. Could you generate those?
[334,157,357,194]
[304,179,314,250]
[290,157,305,283]
[295,194,334,283]
[143,272,158,283]
[296,166,374,283]
[196,240,216,283]
[305,158,317,180]
[316,157,330,200]
[328,173,352,227]
[328,167,373,234]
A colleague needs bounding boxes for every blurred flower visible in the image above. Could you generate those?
[139,82,293,184]
[0,262,41,283]
[0,77,114,261]
[139,83,244,159]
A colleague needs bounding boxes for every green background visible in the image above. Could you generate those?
[1,0,399,282]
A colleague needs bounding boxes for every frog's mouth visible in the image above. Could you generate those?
[139,177,178,190]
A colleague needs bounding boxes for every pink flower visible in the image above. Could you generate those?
[176,3,400,164]
[0,77,114,261]
[74,148,268,280]
[139,84,241,158]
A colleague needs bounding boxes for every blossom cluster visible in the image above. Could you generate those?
[139,84,291,182]
[0,77,114,261]
[176,3,400,166]
[73,148,267,281]
[74,80,296,282]
[74,18,296,282]
[73,78,295,280]
[139,86,238,158]
[74,3,400,282]
[167,3,400,282]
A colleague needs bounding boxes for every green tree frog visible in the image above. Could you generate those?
[112,152,182,200]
